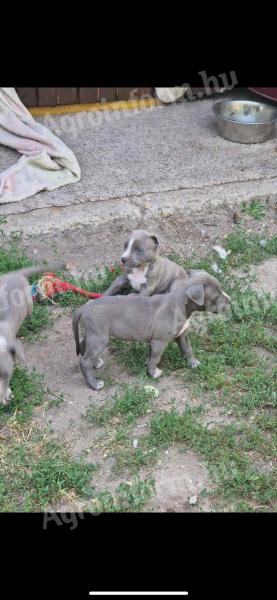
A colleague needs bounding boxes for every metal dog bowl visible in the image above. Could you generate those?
[213,99,277,143]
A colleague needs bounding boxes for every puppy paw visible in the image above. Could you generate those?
[95,380,104,390]
[151,368,163,379]
[94,358,104,369]
[4,388,12,404]
[187,358,200,368]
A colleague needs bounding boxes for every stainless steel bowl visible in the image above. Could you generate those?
[213,99,277,143]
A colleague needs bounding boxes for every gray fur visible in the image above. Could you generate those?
[73,271,231,391]
[0,264,63,405]
[104,229,188,297]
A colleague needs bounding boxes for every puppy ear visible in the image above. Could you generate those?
[187,284,205,306]
[8,341,25,364]
[150,235,160,248]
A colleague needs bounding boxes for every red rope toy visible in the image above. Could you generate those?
[31,272,104,301]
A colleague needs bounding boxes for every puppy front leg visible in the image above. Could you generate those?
[176,333,200,368]
[147,340,167,378]
[138,284,154,297]
[103,274,129,296]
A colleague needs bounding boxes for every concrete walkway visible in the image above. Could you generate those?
[1,94,277,236]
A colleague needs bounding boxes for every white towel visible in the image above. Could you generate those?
[0,88,81,204]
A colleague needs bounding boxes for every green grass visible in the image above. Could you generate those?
[0,366,65,425]
[0,332,94,512]
[1,217,276,512]
[95,224,277,509]
[0,234,30,273]
[114,407,277,511]
[89,477,155,512]
[87,384,155,426]
[241,199,266,220]
[0,425,97,511]
[0,367,46,423]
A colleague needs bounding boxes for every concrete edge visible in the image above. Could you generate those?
[2,178,277,238]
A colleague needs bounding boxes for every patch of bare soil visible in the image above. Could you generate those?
[21,201,276,273]
[252,258,277,298]
[145,447,214,512]
[232,257,277,298]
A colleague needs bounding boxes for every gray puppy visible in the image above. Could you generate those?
[73,271,231,391]
[104,229,187,296]
[0,265,62,405]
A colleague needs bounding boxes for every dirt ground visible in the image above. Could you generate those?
[21,201,276,512]
[21,197,276,274]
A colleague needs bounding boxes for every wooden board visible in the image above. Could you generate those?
[57,88,79,104]
[38,88,58,106]
[79,88,99,103]
[16,88,38,107]
[98,88,117,102]
[16,87,156,108]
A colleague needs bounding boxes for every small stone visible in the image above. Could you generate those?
[213,245,231,260]
[133,439,139,448]
[259,239,267,248]
[211,262,222,274]
[189,495,198,505]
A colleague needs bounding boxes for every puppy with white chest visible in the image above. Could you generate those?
[104,229,188,297]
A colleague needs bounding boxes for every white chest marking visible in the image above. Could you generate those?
[128,266,149,292]
[177,316,191,337]
[0,335,8,353]
[122,237,135,259]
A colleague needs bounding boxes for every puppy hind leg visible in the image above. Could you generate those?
[79,335,108,391]
[147,340,168,378]
[176,333,200,368]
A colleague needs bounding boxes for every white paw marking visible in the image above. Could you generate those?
[188,359,200,368]
[95,380,104,390]
[94,358,104,369]
[152,367,163,379]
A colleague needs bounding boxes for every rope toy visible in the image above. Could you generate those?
[31,272,104,302]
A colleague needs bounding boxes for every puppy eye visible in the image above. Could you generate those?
[136,247,144,253]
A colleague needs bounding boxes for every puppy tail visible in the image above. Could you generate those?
[72,307,82,356]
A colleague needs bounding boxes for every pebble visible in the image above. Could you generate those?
[133,439,139,448]
[213,245,231,260]
[259,239,267,248]
[211,262,222,274]
[189,495,198,505]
